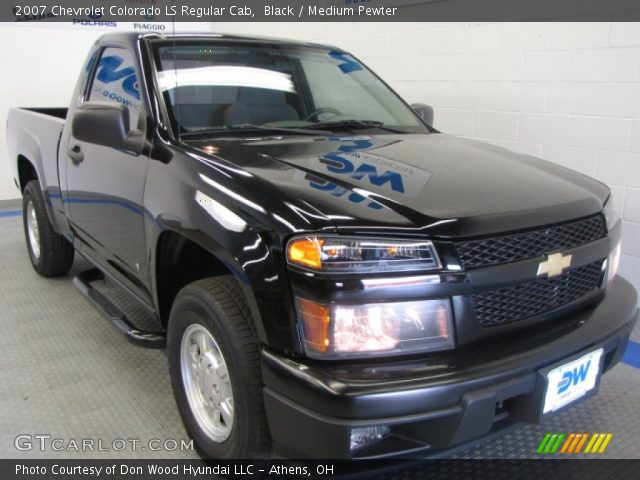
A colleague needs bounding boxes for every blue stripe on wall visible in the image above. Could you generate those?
[623,340,640,369]
[0,210,21,218]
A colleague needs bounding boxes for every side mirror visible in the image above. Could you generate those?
[72,102,144,154]
[411,103,434,126]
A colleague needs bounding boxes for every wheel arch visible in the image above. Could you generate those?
[152,228,273,345]
[17,155,39,192]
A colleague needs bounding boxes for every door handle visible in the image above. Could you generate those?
[68,145,84,165]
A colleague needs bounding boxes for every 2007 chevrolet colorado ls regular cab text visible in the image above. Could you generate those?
[7,32,639,459]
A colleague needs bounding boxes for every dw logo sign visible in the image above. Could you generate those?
[319,154,405,193]
[557,360,591,394]
[96,55,140,101]
[307,153,406,210]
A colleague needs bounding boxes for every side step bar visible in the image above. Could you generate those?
[73,269,166,348]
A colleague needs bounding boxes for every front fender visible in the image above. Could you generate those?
[144,149,305,352]
[151,219,297,350]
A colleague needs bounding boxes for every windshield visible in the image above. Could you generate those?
[151,40,429,136]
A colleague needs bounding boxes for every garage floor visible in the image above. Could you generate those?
[1,209,639,460]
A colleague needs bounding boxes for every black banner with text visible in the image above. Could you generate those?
[2,459,640,480]
[3,0,640,23]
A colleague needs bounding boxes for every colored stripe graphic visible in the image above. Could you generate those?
[537,433,552,454]
[597,433,613,453]
[585,433,613,453]
[537,433,566,454]
[590,433,606,453]
[539,433,613,454]
[544,434,558,454]
[574,433,589,453]
[568,433,585,454]
[550,433,565,453]
[560,433,575,453]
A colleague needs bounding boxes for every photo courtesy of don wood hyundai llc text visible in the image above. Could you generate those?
[1,1,640,478]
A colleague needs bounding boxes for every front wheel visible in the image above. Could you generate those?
[167,277,271,459]
[22,180,74,277]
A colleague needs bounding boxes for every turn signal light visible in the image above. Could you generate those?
[296,297,331,352]
[287,237,324,270]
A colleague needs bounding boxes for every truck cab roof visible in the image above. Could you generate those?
[94,31,340,52]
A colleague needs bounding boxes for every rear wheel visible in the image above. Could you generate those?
[167,276,271,459]
[22,180,74,277]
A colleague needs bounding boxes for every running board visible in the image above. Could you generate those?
[73,269,166,348]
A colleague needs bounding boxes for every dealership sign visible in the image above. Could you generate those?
[10,0,207,31]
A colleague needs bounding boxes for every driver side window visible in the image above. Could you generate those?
[88,47,142,128]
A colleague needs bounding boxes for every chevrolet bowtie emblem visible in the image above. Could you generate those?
[537,252,573,278]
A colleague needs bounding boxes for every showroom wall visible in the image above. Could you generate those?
[0,22,209,204]
[0,25,101,201]
[215,21,640,301]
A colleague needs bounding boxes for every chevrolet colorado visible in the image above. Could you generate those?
[7,32,638,459]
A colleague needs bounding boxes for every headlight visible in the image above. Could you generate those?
[286,236,440,273]
[603,194,620,231]
[295,297,454,358]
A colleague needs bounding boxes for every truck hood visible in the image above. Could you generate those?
[188,133,609,238]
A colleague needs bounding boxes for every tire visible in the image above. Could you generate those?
[22,180,74,277]
[167,276,271,459]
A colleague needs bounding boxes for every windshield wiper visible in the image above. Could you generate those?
[303,120,409,134]
[181,123,331,138]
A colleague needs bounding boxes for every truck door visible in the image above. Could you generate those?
[65,46,151,301]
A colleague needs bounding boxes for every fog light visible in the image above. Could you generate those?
[350,425,390,452]
[296,297,454,358]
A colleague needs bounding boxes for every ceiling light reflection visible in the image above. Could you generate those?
[158,66,296,93]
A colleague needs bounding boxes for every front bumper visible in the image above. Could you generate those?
[261,277,638,459]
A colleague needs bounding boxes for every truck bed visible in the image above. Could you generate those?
[21,107,68,120]
[7,107,67,202]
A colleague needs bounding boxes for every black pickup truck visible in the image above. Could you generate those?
[7,32,638,459]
